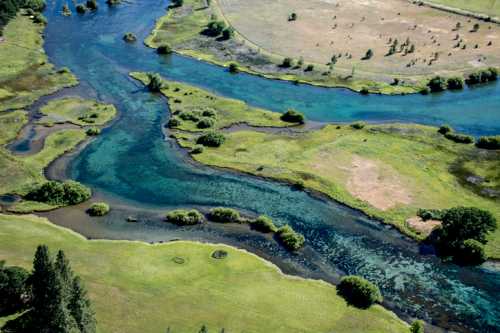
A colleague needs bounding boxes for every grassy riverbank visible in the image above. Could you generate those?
[0,214,408,333]
[0,12,78,112]
[135,73,500,259]
[38,97,117,126]
[145,0,422,95]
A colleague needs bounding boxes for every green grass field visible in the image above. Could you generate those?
[138,75,500,258]
[427,0,500,17]
[0,110,28,144]
[38,97,117,126]
[0,13,77,112]
[0,214,408,333]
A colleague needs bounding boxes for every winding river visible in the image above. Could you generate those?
[33,0,500,331]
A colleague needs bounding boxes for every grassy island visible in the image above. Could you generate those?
[0,13,78,112]
[0,214,408,333]
[38,97,117,126]
[145,0,500,94]
[135,72,500,258]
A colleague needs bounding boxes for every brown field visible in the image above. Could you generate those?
[218,0,500,79]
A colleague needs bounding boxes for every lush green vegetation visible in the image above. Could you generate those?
[0,214,408,332]
[87,202,110,217]
[0,13,77,111]
[409,320,425,333]
[197,131,226,147]
[465,68,498,85]
[26,180,91,206]
[0,0,44,32]
[251,215,278,233]
[476,136,500,150]
[1,245,95,332]
[165,209,204,225]
[0,261,29,316]
[280,109,305,124]
[208,207,241,223]
[276,225,305,251]
[337,275,383,309]
[38,97,116,127]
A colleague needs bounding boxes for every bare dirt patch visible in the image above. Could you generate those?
[346,156,412,210]
[219,0,500,78]
[407,216,441,235]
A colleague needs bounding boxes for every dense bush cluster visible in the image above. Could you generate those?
[337,275,382,309]
[280,109,305,124]
[446,77,464,90]
[410,320,425,333]
[465,68,498,85]
[417,208,445,221]
[166,209,204,225]
[197,117,215,129]
[26,180,91,206]
[205,20,226,37]
[208,207,240,223]
[276,225,305,250]
[350,122,365,130]
[430,207,497,265]
[444,132,474,144]
[147,73,164,92]
[87,202,110,216]
[157,44,173,54]
[427,76,447,92]
[437,125,451,135]
[1,0,45,32]
[2,245,95,332]
[476,136,500,150]
[251,215,278,233]
[196,131,225,147]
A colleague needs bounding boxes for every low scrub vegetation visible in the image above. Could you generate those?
[165,209,204,225]
[280,109,305,124]
[337,275,382,309]
[208,207,240,223]
[197,132,226,147]
[276,225,305,251]
[465,68,498,85]
[476,136,500,150]
[26,180,91,206]
[251,215,278,233]
[87,202,110,216]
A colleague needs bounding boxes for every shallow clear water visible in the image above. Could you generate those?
[39,0,500,331]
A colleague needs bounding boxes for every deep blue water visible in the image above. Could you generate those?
[40,0,500,332]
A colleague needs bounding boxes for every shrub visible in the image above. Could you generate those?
[197,118,215,129]
[362,49,373,60]
[251,215,278,233]
[337,275,382,309]
[202,109,217,118]
[209,207,240,223]
[446,77,464,90]
[85,127,100,136]
[171,0,183,7]
[85,0,97,10]
[167,117,181,128]
[179,111,199,122]
[466,68,498,85]
[409,320,425,333]
[87,202,110,216]
[147,73,163,92]
[350,122,365,130]
[221,27,234,40]
[165,209,204,225]
[0,264,30,315]
[437,125,451,135]
[360,87,369,95]
[281,57,293,68]
[33,12,46,24]
[27,180,91,206]
[205,20,226,36]
[276,225,305,250]
[75,2,86,12]
[417,208,446,221]
[455,239,487,265]
[197,132,225,147]
[444,132,473,144]
[440,207,497,245]
[228,63,239,73]
[288,12,297,21]
[476,136,500,150]
[123,32,137,43]
[427,76,446,92]
[157,44,172,54]
[419,86,430,95]
[280,109,305,124]
[304,64,314,72]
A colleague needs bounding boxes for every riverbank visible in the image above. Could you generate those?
[133,72,500,259]
[0,213,409,333]
[145,0,500,95]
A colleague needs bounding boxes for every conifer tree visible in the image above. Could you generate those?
[68,276,96,333]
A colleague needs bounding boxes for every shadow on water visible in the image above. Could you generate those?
[31,0,500,331]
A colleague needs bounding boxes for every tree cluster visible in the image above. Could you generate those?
[476,136,500,150]
[196,131,226,147]
[26,180,91,206]
[280,109,305,124]
[2,245,95,333]
[1,0,45,33]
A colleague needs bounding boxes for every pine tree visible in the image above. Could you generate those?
[68,276,96,333]
[55,250,73,302]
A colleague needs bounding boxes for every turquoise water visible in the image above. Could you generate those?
[40,0,500,332]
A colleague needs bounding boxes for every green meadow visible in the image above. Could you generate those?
[0,214,408,333]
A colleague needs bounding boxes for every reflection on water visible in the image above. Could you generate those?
[37,0,500,332]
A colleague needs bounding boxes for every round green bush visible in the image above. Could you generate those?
[427,76,447,92]
[75,4,86,13]
[446,77,464,90]
[87,202,110,216]
[337,275,382,309]
[437,125,451,135]
[26,180,91,206]
[202,109,217,118]
[228,63,239,73]
[350,122,365,130]
[196,132,225,147]
[280,109,305,124]
[276,225,305,250]
[251,215,278,233]
[157,44,173,54]
[165,209,204,225]
[208,207,240,223]
[197,118,215,129]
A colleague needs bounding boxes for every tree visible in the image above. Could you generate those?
[440,207,497,245]
[147,73,164,92]
[446,77,464,90]
[280,109,305,124]
[288,12,297,21]
[68,276,96,333]
[228,62,239,73]
[157,44,173,54]
[337,275,382,309]
[221,27,234,40]
[281,57,293,68]
[362,49,373,60]
[427,76,447,92]
[205,20,226,36]
[455,239,488,265]
[196,132,226,147]
[54,250,73,301]
[0,263,29,315]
